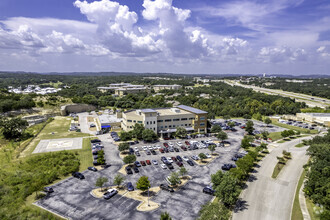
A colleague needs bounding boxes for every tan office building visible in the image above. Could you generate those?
[122,105,208,136]
[153,84,182,92]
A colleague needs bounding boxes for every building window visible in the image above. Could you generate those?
[173,125,175,127]
[181,118,187,121]
[173,119,180,121]
[200,117,205,120]
[169,125,172,128]
[130,126,132,128]
[157,120,163,122]
[147,122,149,125]
[200,129,205,132]
[153,128,155,131]
[165,126,168,128]
[161,126,163,129]
[128,120,132,122]
[133,120,136,123]
[185,124,187,126]
[165,119,172,122]
[154,121,156,124]
[200,123,205,126]
[189,118,194,120]
[189,124,191,126]
[138,121,142,124]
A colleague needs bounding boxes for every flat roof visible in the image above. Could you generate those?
[141,109,157,113]
[156,108,192,116]
[177,105,208,114]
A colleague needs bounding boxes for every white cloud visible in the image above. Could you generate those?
[317,46,330,57]
[259,46,307,63]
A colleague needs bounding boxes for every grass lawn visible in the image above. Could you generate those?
[306,197,321,220]
[295,143,305,148]
[272,162,285,178]
[73,137,95,172]
[21,116,91,157]
[269,131,283,141]
[291,169,306,220]
[271,119,318,134]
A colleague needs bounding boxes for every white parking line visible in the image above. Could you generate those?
[112,195,125,203]
[118,196,130,207]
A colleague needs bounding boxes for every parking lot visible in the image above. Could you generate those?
[35,119,285,220]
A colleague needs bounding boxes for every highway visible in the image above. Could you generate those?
[224,80,330,109]
[232,136,312,220]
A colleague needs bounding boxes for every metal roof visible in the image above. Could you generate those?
[141,109,157,113]
[176,105,207,114]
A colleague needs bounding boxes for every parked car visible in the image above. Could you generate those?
[176,161,183,167]
[146,150,151,155]
[185,141,190,145]
[187,160,194,166]
[205,153,211,158]
[176,155,183,162]
[181,146,187,151]
[140,161,146,166]
[103,189,118,199]
[126,182,134,191]
[135,151,141,156]
[44,187,54,193]
[146,160,151,165]
[159,148,165,153]
[160,184,174,192]
[91,139,101,143]
[166,162,174,169]
[133,166,139,173]
[151,150,157,155]
[174,147,179,152]
[164,148,169,153]
[182,156,189,161]
[152,160,158,165]
[171,157,177,162]
[167,157,173,163]
[221,164,236,170]
[134,161,141,167]
[88,167,98,172]
[203,186,215,195]
[72,172,85,179]
[125,166,133,174]
[161,164,167,169]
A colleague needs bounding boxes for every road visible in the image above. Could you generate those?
[232,136,312,220]
[224,80,330,109]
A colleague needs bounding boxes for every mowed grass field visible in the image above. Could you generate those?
[21,116,91,157]
[271,119,318,134]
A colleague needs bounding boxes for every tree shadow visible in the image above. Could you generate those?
[248,174,258,182]
[234,199,249,213]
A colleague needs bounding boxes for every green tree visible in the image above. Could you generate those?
[241,136,251,149]
[215,173,241,207]
[120,131,132,141]
[132,123,145,139]
[245,120,254,135]
[211,170,224,188]
[168,172,181,186]
[198,202,230,220]
[175,126,187,138]
[97,150,106,165]
[0,117,28,139]
[199,153,207,162]
[223,115,231,120]
[136,176,151,192]
[113,174,125,188]
[227,121,235,129]
[261,130,269,140]
[217,131,228,142]
[142,129,158,142]
[208,145,216,155]
[211,125,222,133]
[123,155,136,164]
[287,129,295,137]
[281,130,289,138]
[118,142,130,152]
[179,167,188,178]
[95,177,108,191]
[160,212,172,220]
[264,117,272,126]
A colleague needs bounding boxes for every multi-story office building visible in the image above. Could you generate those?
[97,83,148,96]
[121,105,207,137]
[153,84,182,92]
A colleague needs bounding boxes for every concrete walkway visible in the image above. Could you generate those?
[299,183,311,220]
[232,136,313,220]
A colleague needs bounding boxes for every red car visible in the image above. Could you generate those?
[176,161,183,167]
[185,141,190,146]
[163,143,169,148]
[159,148,165,153]
[146,160,151,165]
[140,161,146,166]
[181,146,187,151]
[171,157,177,162]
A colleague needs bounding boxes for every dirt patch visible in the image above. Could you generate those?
[89,127,97,131]
[194,153,219,165]
[118,164,130,175]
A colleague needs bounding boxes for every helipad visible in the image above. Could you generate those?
[33,137,83,154]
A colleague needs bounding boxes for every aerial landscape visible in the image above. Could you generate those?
[0,0,329,220]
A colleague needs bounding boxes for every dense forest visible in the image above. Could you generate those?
[304,130,330,218]
[0,73,306,117]
[242,77,330,99]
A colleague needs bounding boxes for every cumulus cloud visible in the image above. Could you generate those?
[317,46,330,57]
[259,46,307,63]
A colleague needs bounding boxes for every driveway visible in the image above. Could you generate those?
[232,136,313,220]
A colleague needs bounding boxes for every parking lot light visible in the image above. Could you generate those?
[148,187,150,207]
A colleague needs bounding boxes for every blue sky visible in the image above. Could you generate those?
[0,0,329,74]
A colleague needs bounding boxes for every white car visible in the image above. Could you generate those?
[177,142,182,146]
[134,147,139,152]
[148,146,153,150]
[161,164,167,169]
[142,146,147,151]
[182,156,189,161]
[152,160,158,165]
[153,146,158,150]
[167,157,173,163]
[205,153,212,158]
[107,188,118,194]
[169,143,174,147]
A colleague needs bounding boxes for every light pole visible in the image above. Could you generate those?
[148,186,150,207]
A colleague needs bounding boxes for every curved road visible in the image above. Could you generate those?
[232,136,313,220]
